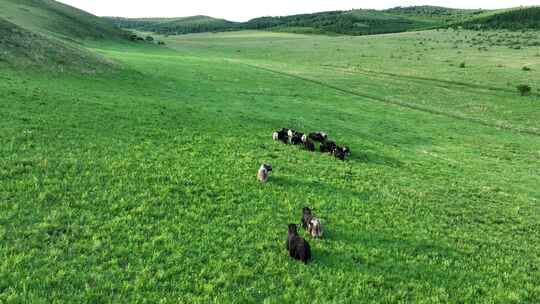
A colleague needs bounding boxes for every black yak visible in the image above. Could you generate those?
[320,140,337,153]
[290,133,303,145]
[308,132,328,142]
[303,139,315,151]
[332,146,350,160]
[332,147,346,160]
[273,129,289,144]
[287,129,296,138]
[301,207,313,229]
[342,146,351,156]
[286,224,311,264]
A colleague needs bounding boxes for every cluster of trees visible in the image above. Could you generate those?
[110,11,440,37]
[109,18,157,31]
[128,34,165,45]
[107,10,439,36]
[243,11,429,35]
[107,16,238,36]
[387,6,483,18]
[149,21,237,35]
[108,6,540,37]
[461,7,540,30]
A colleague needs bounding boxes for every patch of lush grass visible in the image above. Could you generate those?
[163,29,540,133]
[1,29,540,302]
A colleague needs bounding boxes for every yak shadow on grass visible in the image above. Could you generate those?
[347,150,403,168]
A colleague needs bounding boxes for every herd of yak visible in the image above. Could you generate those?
[272,128,350,160]
[264,128,351,264]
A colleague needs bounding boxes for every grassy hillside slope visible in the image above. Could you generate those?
[1,28,539,302]
[0,17,113,71]
[0,0,126,40]
[0,0,127,71]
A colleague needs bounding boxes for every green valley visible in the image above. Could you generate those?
[1,0,539,302]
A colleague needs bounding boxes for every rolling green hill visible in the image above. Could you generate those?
[243,7,485,35]
[0,17,113,70]
[107,15,238,35]
[461,7,540,30]
[242,10,429,35]
[109,6,488,36]
[110,6,540,36]
[384,6,485,26]
[0,0,126,40]
[0,0,128,70]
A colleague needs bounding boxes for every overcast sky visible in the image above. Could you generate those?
[57,0,540,22]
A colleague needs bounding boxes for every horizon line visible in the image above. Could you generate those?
[99,4,537,22]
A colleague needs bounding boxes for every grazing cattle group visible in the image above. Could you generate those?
[262,127,345,264]
[272,128,350,161]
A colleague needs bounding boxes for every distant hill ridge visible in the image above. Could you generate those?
[107,5,540,36]
[460,7,540,30]
[108,15,236,35]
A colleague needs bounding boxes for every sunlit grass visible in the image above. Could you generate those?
[1,29,539,302]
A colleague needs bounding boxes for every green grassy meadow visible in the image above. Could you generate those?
[1,28,540,302]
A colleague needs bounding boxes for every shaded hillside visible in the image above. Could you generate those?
[243,10,430,35]
[110,6,490,36]
[246,7,490,35]
[0,0,126,40]
[111,10,440,36]
[0,17,114,71]
[460,7,540,30]
[107,16,238,35]
[0,0,128,71]
[244,7,485,35]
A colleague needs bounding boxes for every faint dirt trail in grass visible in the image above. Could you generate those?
[231,60,540,136]
[323,65,519,95]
